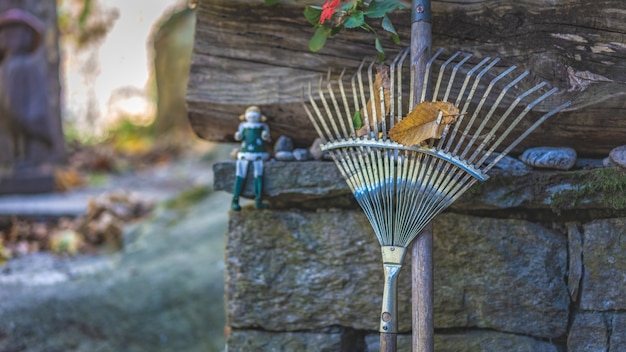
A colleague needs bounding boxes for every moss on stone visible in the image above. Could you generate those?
[164,186,211,210]
[550,167,626,210]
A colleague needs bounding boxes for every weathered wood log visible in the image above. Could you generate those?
[187,0,626,156]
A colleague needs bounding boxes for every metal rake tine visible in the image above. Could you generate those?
[332,152,357,193]
[420,47,444,104]
[302,96,327,143]
[405,153,440,238]
[430,111,443,148]
[356,59,371,136]
[458,65,518,159]
[382,150,395,243]
[409,151,487,240]
[432,51,462,102]
[433,162,468,207]
[412,158,458,229]
[449,58,501,155]
[397,154,422,243]
[390,48,410,127]
[404,158,446,244]
[362,148,387,243]
[475,81,547,166]
[326,72,350,139]
[430,174,478,219]
[483,95,571,173]
[404,154,431,243]
[388,49,405,125]
[351,69,362,137]
[318,74,343,141]
[340,149,370,208]
[484,86,560,158]
[442,53,472,102]
[367,60,379,137]
[437,54,473,149]
[466,70,530,163]
[415,163,473,229]
[395,152,417,241]
[394,152,412,240]
[404,164,441,241]
[445,57,497,151]
[453,56,491,107]
[436,124,454,150]
[406,153,426,223]
[337,69,357,138]
[462,71,529,160]
[307,80,335,141]
[379,85,388,139]
[391,153,403,240]
[341,150,375,219]
[339,150,383,240]
[371,148,388,242]
[342,149,374,223]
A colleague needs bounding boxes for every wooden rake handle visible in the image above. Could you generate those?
[381,332,398,352]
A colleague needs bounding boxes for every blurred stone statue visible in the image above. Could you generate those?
[0,9,53,165]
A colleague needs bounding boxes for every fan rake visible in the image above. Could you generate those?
[303,47,570,350]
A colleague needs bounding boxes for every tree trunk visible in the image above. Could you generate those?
[187,0,626,156]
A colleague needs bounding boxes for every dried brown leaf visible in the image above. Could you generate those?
[389,101,460,146]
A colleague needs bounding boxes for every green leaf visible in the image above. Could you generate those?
[303,5,322,25]
[365,0,405,19]
[353,110,362,130]
[342,2,356,11]
[375,36,385,62]
[375,36,383,53]
[344,11,365,29]
[382,15,400,44]
[309,27,332,52]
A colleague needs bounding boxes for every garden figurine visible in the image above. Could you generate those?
[231,106,271,211]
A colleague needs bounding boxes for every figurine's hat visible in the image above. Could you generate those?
[0,9,45,53]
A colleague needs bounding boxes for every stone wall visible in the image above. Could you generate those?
[215,161,626,351]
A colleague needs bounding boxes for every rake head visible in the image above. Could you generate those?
[304,48,570,249]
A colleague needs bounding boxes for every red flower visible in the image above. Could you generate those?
[319,0,340,24]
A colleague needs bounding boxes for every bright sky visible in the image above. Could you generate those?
[63,0,186,137]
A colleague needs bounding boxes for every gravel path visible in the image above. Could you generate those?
[0,143,235,217]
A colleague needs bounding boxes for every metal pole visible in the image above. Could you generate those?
[410,1,434,352]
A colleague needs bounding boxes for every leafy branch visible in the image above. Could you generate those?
[303,0,405,61]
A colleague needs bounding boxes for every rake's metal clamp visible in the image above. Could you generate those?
[412,1,431,23]
[380,246,408,334]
